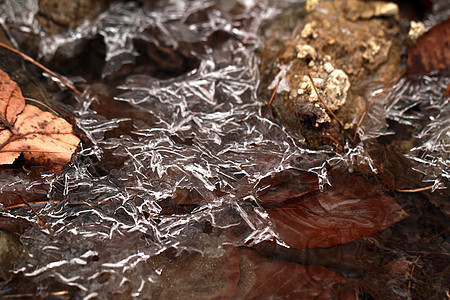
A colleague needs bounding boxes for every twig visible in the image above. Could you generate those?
[16,195,46,226]
[12,232,46,242]
[429,264,450,277]
[0,117,18,135]
[24,97,60,116]
[307,73,344,128]
[0,273,20,290]
[0,42,82,95]
[4,201,53,210]
[4,200,108,210]
[2,291,69,298]
[353,71,405,141]
[424,229,448,243]
[405,250,450,256]
[396,185,433,193]
[408,256,421,296]
[444,83,450,98]
[263,78,281,115]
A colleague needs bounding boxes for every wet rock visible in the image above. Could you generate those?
[0,230,22,281]
[258,0,405,149]
[407,20,426,45]
[295,44,316,60]
[344,0,399,21]
[37,0,109,36]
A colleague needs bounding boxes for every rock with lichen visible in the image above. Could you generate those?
[258,0,405,149]
[0,230,22,281]
[37,0,110,36]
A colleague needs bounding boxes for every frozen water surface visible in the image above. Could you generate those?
[0,0,448,298]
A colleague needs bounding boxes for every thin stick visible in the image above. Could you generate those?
[396,185,433,193]
[25,97,60,116]
[353,71,405,141]
[0,116,18,135]
[2,291,69,298]
[0,42,82,95]
[424,230,448,243]
[4,201,54,210]
[444,83,450,98]
[12,232,47,242]
[429,264,450,277]
[0,273,20,290]
[405,250,450,256]
[16,195,46,226]
[408,256,421,296]
[264,78,281,115]
[307,73,344,128]
[5,200,107,210]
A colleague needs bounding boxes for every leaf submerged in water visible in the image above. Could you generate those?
[238,248,350,300]
[266,171,408,249]
[406,17,450,75]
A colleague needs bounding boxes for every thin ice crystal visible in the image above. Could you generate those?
[0,1,312,296]
[385,75,450,189]
[0,0,447,297]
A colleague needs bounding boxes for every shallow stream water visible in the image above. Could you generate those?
[0,0,448,298]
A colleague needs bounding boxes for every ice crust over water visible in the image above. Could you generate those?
[0,0,448,297]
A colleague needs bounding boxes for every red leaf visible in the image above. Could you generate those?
[171,188,204,205]
[156,246,240,300]
[266,172,408,249]
[239,248,348,300]
[406,17,450,75]
[256,171,319,204]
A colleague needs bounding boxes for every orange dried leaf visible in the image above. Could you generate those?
[0,69,25,126]
[0,70,80,167]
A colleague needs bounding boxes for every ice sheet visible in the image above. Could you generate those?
[386,75,450,190]
[0,0,448,297]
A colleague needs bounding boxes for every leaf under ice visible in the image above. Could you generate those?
[266,172,409,249]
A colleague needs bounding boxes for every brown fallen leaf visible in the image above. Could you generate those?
[245,262,345,299]
[171,171,319,206]
[0,69,25,128]
[406,17,450,75]
[0,69,80,167]
[238,248,350,300]
[135,244,240,299]
[256,171,319,204]
[171,187,209,205]
[266,171,408,249]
